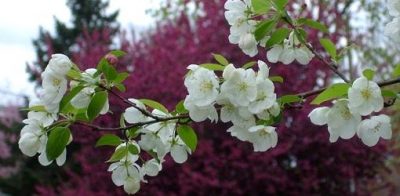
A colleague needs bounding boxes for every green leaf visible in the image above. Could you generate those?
[87,91,108,121]
[46,127,71,161]
[273,0,289,10]
[393,63,400,77]
[200,63,225,71]
[66,69,81,79]
[96,134,122,147]
[126,127,140,139]
[266,28,290,47]
[102,63,118,81]
[139,99,168,113]
[381,90,398,98]
[114,72,129,83]
[311,83,350,105]
[362,69,375,80]
[177,125,197,152]
[107,147,128,162]
[23,105,46,112]
[60,85,85,112]
[175,100,188,114]
[109,50,126,57]
[242,61,257,69]
[255,19,276,41]
[252,0,271,14]
[278,95,302,105]
[128,143,139,154]
[212,53,229,66]
[299,18,328,33]
[320,38,337,59]
[269,76,284,83]
[114,83,126,92]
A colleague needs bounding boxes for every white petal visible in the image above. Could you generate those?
[171,145,188,164]
[123,177,140,195]
[112,166,128,186]
[308,107,329,125]
[267,45,283,63]
[18,133,41,157]
[56,148,67,166]
[38,152,53,166]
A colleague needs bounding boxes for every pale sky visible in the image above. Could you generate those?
[0,0,158,105]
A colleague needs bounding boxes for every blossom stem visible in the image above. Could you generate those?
[75,114,190,131]
[282,13,351,83]
[298,77,400,99]
[98,84,162,120]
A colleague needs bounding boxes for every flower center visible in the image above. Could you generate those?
[53,78,61,86]
[372,122,382,133]
[361,89,372,100]
[200,80,213,92]
[340,108,352,120]
[238,82,248,92]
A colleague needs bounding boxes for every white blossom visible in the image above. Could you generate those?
[357,115,392,147]
[45,54,72,76]
[143,159,162,177]
[19,121,47,157]
[220,67,257,106]
[108,160,141,195]
[247,125,278,152]
[348,77,384,116]
[124,99,149,124]
[184,95,218,122]
[41,70,68,112]
[388,0,400,16]
[309,99,361,142]
[238,32,258,57]
[384,17,400,42]
[184,65,219,106]
[144,109,176,144]
[170,136,191,164]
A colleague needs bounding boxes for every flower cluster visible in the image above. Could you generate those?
[184,61,280,152]
[309,77,392,146]
[224,0,258,57]
[384,0,400,42]
[107,142,162,194]
[267,32,314,65]
[107,99,193,194]
[224,0,314,65]
[19,54,72,165]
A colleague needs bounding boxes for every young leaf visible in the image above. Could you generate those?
[362,69,375,80]
[242,61,257,69]
[96,134,122,147]
[46,127,71,161]
[109,50,126,57]
[128,143,139,154]
[24,105,46,112]
[87,91,108,121]
[200,63,225,71]
[67,69,81,79]
[266,28,290,47]
[273,0,289,10]
[212,53,229,66]
[114,72,130,83]
[107,147,128,162]
[278,95,302,105]
[255,19,276,41]
[114,83,126,92]
[269,76,284,83]
[59,85,85,112]
[102,63,118,81]
[252,0,271,14]
[139,99,168,113]
[300,18,328,33]
[175,100,188,114]
[311,83,350,105]
[177,125,198,152]
[320,38,337,59]
[381,90,397,98]
[393,63,400,77]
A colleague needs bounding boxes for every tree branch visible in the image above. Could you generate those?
[75,113,190,131]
